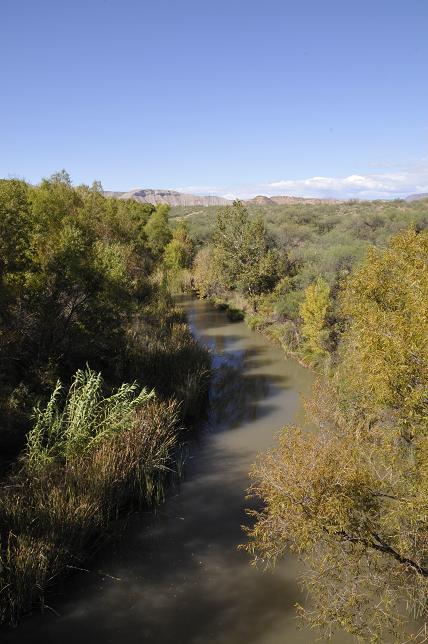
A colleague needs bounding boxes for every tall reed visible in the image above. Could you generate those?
[0,369,180,625]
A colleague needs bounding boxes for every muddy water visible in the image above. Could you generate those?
[3,299,350,644]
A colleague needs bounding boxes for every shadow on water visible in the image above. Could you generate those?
[3,298,350,644]
[207,352,289,431]
[4,444,305,644]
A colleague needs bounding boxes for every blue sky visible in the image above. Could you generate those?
[1,0,428,199]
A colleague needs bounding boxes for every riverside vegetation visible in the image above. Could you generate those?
[188,199,428,641]
[2,175,428,641]
[0,172,210,625]
[186,197,428,366]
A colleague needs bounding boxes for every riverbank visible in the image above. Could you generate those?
[201,291,316,371]
[0,298,211,627]
[1,297,324,644]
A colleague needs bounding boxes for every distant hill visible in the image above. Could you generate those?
[245,195,275,206]
[245,195,343,205]
[103,188,231,207]
[405,193,428,202]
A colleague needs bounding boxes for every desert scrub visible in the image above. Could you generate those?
[0,369,180,626]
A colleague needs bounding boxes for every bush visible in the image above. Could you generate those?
[227,307,245,321]
[275,289,304,320]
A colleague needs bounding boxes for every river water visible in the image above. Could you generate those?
[3,298,350,644]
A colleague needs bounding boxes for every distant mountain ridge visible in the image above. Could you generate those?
[103,188,230,207]
[405,193,428,202]
[103,188,346,207]
[245,194,343,205]
[103,187,428,207]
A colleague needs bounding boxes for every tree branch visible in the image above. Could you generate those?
[338,530,428,578]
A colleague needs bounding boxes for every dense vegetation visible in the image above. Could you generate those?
[245,229,428,642]
[0,173,209,625]
[2,177,428,639]
[187,198,428,641]
[188,197,428,366]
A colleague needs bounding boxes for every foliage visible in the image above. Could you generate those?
[27,368,154,469]
[244,229,428,642]
[163,222,195,293]
[0,179,31,277]
[299,277,332,363]
[185,197,428,363]
[0,172,211,626]
[211,201,285,299]
[164,222,194,272]
[338,228,428,436]
[227,307,245,321]
[192,246,215,298]
[0,175,204,451]
[0,375,179,625]
[144,203,172,259]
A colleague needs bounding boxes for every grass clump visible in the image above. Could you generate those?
[27,369,155,469]
[0,368,180,625]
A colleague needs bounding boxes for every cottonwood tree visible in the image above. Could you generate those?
[244,228,428,642]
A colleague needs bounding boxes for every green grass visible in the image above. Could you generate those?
[0,369,182,625]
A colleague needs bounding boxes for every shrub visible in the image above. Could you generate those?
[227,307,245,321]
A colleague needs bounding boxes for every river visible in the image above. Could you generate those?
[3,298,350,644]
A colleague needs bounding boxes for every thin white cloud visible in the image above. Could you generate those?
[174,159,428,201]
[266,165,428,199]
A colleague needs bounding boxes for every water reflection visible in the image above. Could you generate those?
[208,352,284,430]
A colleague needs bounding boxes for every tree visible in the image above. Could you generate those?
[339,228,428,437]
[299,276,332,362]
[212,200,284,299]
[244,229,428,642]
[30,170,82,234]
[164,222,194,272]
[192,246,214,298]
[144,204,172,259]
[0,179,31,278]
[0,173,152,447]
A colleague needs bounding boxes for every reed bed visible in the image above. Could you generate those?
[124,295,211,420]
[0,369,182,625]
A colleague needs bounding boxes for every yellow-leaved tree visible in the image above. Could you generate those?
[299,276,332,363]
[244,228,428,642]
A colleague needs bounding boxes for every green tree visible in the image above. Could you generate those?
[30,170,82,235]
[164,222,194,272]
[144,204,172,259]
[0,179,32,278]
[0,173,147,446]
[212,200,284,299]
[244,229,428,642]
[192,246,214,298]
